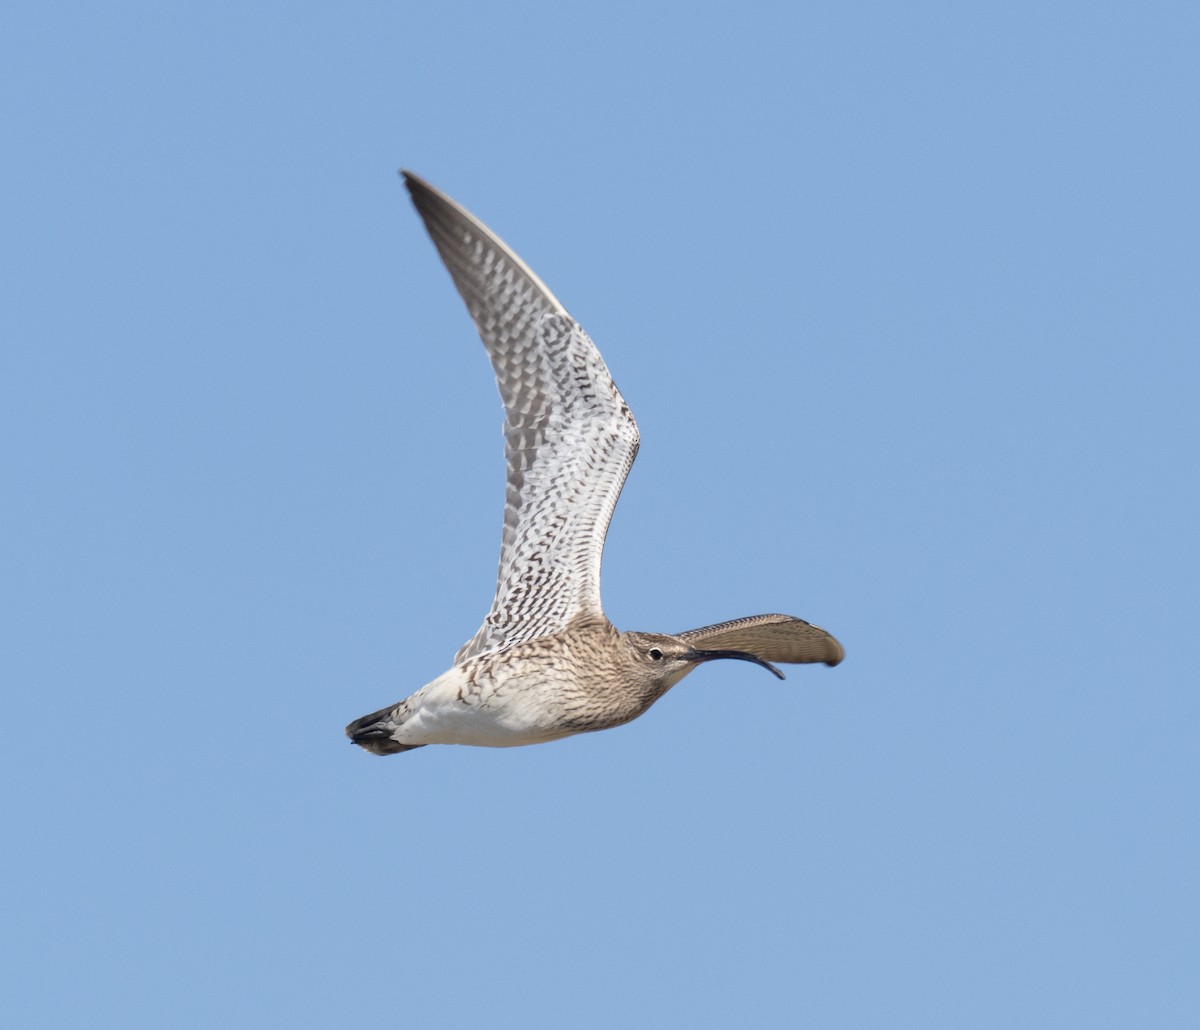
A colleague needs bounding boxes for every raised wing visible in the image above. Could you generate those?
[402,173,640,663]
[679,614,844,667]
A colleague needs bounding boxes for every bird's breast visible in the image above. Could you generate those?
[394,645,649,747]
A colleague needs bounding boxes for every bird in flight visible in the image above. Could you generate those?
[346,173,843,755]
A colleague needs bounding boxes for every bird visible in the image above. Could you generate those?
[346,172,843,755]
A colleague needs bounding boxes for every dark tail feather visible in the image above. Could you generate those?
[345,707,426,756]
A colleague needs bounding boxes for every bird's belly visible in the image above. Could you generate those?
[394,667,581,748]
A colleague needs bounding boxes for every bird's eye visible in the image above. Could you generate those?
[648,648,663,661]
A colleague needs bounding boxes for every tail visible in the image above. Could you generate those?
[345,705,426,756]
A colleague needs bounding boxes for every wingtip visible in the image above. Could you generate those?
[824,639,846,667]
[399,169,428,196]
[398,171,471,226]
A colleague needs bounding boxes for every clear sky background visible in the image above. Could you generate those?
[3,2,1197,1027]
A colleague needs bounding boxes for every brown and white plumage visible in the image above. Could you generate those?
[404,173,639,664]
[345,173,842,756]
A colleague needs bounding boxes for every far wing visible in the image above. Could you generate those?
[679,614,844,667]
[402,173,640,664]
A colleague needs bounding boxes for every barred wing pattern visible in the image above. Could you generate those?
[679,614,844,667]
[403,173,640,663]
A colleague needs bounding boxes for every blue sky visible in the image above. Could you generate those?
[3,2,1197,1026]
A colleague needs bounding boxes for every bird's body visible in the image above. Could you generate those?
[346,173,843,756]
[350,620,667,752]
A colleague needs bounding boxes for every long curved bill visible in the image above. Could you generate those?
[684,647,785,680]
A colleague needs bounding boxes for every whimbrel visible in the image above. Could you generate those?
[346,173,843,755]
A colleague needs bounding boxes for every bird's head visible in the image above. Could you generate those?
[621,630,784,693]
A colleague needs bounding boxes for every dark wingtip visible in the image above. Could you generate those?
[824,638,846,668]
[399,170,439,205]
